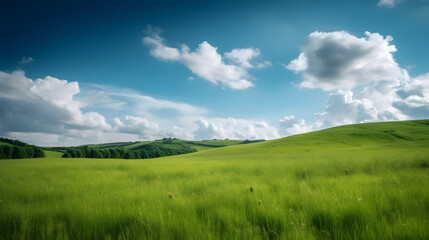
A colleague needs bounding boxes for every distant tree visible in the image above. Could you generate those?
[89,148,101,158]
[34,147,45,158]
[12,146,24,159]
[62,152,71,158]
[134,151,141,159]
[140,150,149,159]
[2,145,12,159]
[124,151,135,159]
[153,150,161,158]
[103,150,111,158]
[109,149,119,158]
[25,147,34,157]
[116,148,125,158]
[82,146,91,157]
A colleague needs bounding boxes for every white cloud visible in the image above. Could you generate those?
[278,115,313,136]
[0,71,208,145]
[378,0,399,7]
[315,91,379,127]
[0,71,111,138]
[393,73,429,118]
[181,42,254,90]
[284,29,429,128]
[82,84,207,118]
[287,31,406,90]
[313,77,426,128]
[144,31,268,90]
[193,118,279,140]
[112,115,159,137]
[143,34,181,61]
[112,115,192,140]
[18,56,34,65]
[224,48,263,68]
[358,80,407,121]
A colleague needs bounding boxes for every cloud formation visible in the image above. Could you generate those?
[312,74,429,128]
[1,71,291,145]
[144,31,268,90]
[286,30,429,128]
[0,71,111,138]
[378,0,399,7]
[278,115,314,136]
[18,56,34,65]
[287,31,406,90]
[393,73,429,118]
[193,118,280,140]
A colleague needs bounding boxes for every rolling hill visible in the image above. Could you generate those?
[0,137,45,159]
[0,120,428,239]
[47,138,260,159]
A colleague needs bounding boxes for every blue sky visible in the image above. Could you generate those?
[1,0,429,146]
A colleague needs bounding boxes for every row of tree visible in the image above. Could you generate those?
[61,143,197,159]
[0,138,45,159]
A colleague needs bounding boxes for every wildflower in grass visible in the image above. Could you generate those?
[250,186,254,193]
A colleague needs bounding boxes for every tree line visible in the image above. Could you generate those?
[0,137,45,159]
[60,142,196,159]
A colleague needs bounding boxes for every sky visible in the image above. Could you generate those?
[1,0,429,146]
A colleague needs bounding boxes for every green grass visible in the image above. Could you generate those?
[43,150,64,158]
[1,120,429,239]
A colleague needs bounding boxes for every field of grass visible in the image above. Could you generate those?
[1,120,429,239]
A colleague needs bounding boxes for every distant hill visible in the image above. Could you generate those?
[0,137,45,159]
[47,138,264,159]
[182,119,429,161]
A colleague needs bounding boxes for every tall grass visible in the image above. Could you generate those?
[1,120,429,239]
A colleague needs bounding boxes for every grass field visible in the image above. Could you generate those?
[1,120,429,239]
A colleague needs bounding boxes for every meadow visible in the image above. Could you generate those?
[1,120,429,239]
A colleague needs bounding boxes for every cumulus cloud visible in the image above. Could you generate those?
[0,71,111,138]
[278,115,313,136]
[284,29,429,127]
[312,76,429,128]
[112,115,192,140]
[393,73,429,118]
[315,91,379,127]
[112,115,159,137]
[287,31,406,90]
[144,31,268,90]
[193,118,279,140]
[224,48,266,69]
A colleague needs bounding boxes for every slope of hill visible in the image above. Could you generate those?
[0,120,428,239]
[183,119,429,160]
[0,137,45,159]
[47,138,252,159]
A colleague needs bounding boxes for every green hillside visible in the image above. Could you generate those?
[48,138,248,159]
[0,120,428,239]
[0,137,45,159]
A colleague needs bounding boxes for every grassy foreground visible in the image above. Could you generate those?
[1,120,429,239]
